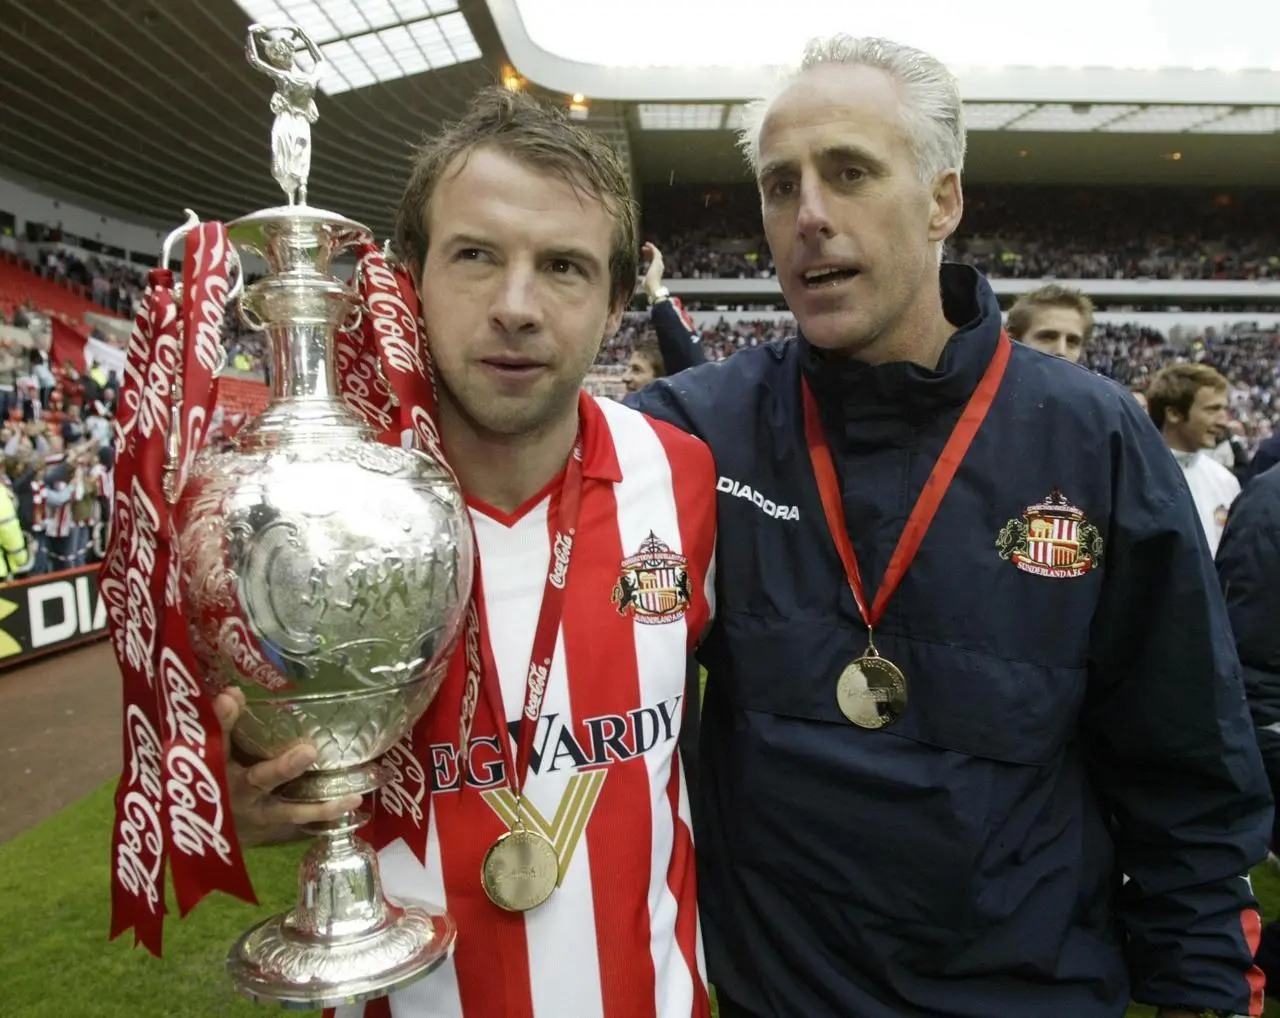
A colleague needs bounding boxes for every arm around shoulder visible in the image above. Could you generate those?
[623,358,733,440]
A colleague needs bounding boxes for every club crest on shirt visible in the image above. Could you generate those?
[995,489,1103,579]
[610,531,691,625]
[1214,505,1230,529]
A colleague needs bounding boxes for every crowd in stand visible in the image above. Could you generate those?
[0,181,1274,582]
[640,184,1280,281]
[0,345,260,582]
[601,314,1280,457]
[0,355,119,579]
[33,246,146,318]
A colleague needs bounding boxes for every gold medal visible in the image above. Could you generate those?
[836,650,907,729]
[481,824,560,913]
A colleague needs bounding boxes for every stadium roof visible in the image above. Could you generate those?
[502,0,1280,97]
[0,0,1274,248]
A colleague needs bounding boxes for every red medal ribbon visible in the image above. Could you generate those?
[801,331,1011,634]
[474,439,584,802]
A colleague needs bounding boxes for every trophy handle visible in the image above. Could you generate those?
[238,299,268,334]
[217,249,245,377]
[345,300,364,335]
[161,209,201,271]
[226,248,246,306]
[346,255,369,336]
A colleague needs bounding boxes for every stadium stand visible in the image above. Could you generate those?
[639,184,1280,281]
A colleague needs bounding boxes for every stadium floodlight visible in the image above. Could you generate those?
[230,0,482,95]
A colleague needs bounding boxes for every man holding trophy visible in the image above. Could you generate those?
[104,22,715,1018]
[221,44,713,1018]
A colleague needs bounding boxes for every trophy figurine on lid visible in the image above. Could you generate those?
[103,19,472,1012]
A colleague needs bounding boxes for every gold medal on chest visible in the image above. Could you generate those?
[835,644,907,729]
[481,819,560,913]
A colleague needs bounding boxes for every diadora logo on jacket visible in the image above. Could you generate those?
[716,476,800,521]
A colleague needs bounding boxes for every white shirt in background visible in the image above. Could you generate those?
[1172,448,1241,556]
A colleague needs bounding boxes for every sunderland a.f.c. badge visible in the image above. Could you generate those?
[610,531,691,625]
[995,489,1103,579]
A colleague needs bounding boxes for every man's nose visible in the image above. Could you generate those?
[490,266,542,335]
[795,177,835,243]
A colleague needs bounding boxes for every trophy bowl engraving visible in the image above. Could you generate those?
[176,422,472,797]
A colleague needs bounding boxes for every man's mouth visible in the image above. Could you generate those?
[801,267,860,289]
[481,357,545,375]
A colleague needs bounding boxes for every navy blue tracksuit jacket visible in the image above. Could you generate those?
[1218,464,1280,846]
[650,298,706,373]
[627,264,1272,1018]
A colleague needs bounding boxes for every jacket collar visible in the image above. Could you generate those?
[798,264,1002,423]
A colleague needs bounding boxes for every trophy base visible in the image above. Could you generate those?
[227,898,455,1011]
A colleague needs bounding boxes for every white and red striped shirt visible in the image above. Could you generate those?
[31,479,45,532]
[91,461,114,509]
[43,473,82,539]
[331,394,717,1018]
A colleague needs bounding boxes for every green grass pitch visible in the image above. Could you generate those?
[1,780,1276,1016]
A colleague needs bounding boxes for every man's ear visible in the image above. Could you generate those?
[928,169,963,245]
[604,299,625,342]
[406,257,424,296]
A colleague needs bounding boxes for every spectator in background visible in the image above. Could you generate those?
[1248,433,1280,483]
[641,241,706,374]
[0,482,29,579]
[30,349,55,411]
[41,455,81,572]
[7,451,43,574]
[1005,283,1094,363]
[1211,418,1252,483]
[1147,362,1241,555]
[84,402,112,446]
[623,340,664,393]
[61,404,84,447]
[6,421,50,460]
[0,340,17,421]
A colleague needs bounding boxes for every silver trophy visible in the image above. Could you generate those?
[171,22,471,1009]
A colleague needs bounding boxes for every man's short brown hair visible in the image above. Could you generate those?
[1006,284,1095,342]
[630,339,665,378]
[393,86,639,311]
[1146,362,1229,429]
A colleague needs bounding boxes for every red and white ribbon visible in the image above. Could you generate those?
[336,246,480,865]
[105,224,255,956]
